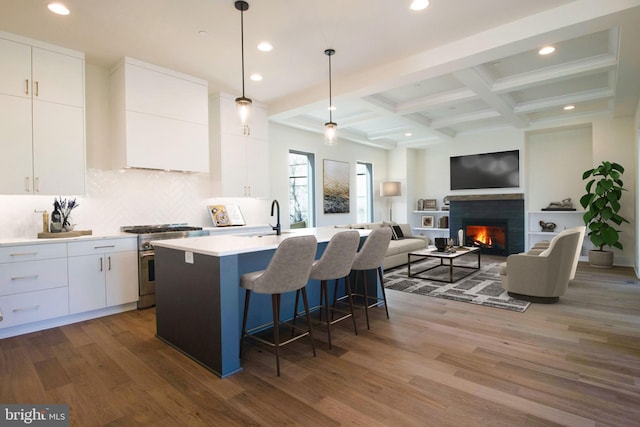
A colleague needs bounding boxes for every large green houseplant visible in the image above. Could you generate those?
[579,161,629,267]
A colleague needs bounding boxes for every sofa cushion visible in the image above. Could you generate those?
[386,238,426,256]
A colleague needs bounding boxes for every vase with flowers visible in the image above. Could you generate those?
[53,197,79,232]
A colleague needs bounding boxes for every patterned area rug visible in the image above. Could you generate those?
[384,259,530,312]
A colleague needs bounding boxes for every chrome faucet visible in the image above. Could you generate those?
[270,199,281,235]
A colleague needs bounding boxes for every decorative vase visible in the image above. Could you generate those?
[63,216,74,232]
[588,250,613,268]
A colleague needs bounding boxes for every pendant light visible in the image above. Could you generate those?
[235,1,252,135]
[324,48,337,146]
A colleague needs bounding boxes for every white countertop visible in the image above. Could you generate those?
[151,227,371,257]
[0,232,136,246]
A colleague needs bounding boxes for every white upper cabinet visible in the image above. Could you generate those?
[0,33,85,196]
[110,57,209,173]
[209,93,270,198]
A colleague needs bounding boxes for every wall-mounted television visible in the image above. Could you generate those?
[450,150,519,190]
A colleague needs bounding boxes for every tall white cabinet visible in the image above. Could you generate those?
[209,93,270,197]
[0,32,85,195]
[110,57,209,173]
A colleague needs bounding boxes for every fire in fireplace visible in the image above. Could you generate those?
[463,220,508,255]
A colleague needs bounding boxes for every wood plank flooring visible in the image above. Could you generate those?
[2,256,640,426]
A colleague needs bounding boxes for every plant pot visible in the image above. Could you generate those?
[588,250,613,268]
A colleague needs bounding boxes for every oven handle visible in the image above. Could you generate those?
[140,252,155,258]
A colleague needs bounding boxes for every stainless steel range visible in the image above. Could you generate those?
[122,224,209,309]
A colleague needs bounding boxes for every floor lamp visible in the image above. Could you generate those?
[380,181,401,221]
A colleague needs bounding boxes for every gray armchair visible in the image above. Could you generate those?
[500,227,583,303]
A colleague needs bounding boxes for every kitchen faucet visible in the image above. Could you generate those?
[270,199,281,235]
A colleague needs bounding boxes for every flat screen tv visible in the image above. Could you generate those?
[450,150,519,190]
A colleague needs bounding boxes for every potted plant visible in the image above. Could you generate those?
[579,161,629,268]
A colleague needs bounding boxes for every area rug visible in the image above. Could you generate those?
[384,260,530,312]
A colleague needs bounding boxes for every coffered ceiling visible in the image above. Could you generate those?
[1,0,639,149]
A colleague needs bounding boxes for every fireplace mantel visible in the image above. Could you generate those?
[448,193,524,201]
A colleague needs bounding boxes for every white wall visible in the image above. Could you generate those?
[269,123,389,227]
[526,125,592,210]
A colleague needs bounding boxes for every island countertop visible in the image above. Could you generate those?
[151,226,370,257]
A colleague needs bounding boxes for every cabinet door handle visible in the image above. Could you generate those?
[34,177,40,193]
[10,251,38,257]
[25,79,29,95]
[100,257,103,272]
[25,177,30,192]
[108,256,112,271]
[93,245,116,249]
[13,305,40,313]
[11,275,39,280]
[35,81,39,96]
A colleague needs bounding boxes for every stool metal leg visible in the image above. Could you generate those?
[301,287,317,357]
[378,266,390,319]
[321,280,332,349]
[240,289,251,357]
[361,270,371,330]
[344,276,358,335]
[272,293,281,376]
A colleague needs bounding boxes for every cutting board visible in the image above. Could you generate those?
[37,230,93,239]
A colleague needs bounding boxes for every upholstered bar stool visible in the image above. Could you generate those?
[349,227,392,329]
[293,230,360,349]
[239,235,318,376]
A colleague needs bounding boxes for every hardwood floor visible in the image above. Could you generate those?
[2,257,640,426]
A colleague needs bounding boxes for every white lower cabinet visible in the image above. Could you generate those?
[68,239,138,314]
[0,243,69,328]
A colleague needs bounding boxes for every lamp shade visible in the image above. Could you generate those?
[380,181,401,197]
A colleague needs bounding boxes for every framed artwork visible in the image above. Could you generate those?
[421,215,434,228]
[423,199,437,210]
[323,159,350,214]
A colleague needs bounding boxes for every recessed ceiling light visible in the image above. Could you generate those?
[250,73,262,81]
[538,46,555,55]
[410,0,430,11]
[257,42,273,52]
[47,3,69,15]
[405,132,413,137]
[198,30,208,36]
[564,105,575,110]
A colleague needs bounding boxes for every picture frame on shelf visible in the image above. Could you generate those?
[423,199,437,210]
[421,215,434,228]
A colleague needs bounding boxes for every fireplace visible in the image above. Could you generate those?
[463,219,508,255]
[449,194,524,255]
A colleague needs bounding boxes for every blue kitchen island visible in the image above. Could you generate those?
[152,227,372,378]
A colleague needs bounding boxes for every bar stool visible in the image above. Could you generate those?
[350,227,392,329]
[239,235,318,376]
[293,230,360,349]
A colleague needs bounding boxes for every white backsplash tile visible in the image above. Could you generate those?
[0,169,208,238]
[0,169,275,239]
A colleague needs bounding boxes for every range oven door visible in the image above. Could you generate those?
[138,250,155,309]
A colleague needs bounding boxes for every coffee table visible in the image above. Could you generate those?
[407,246,480,283]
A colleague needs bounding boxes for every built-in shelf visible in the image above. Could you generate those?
[411,210,450,236]
[527,210,587,259]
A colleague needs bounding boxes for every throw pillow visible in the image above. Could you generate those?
[389,225,398,240]
[391,225,404,240]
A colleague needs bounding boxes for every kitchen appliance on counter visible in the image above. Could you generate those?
[122,224,209,309]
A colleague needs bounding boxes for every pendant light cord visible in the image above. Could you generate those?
[328,52,333,123]
[240,6,246,98]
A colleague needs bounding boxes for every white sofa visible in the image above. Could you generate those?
[336,222,430,269]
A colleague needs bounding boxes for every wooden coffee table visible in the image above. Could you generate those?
[407,246,480,283]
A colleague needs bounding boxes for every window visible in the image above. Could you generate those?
[356,162,373,223]
[289,151,315,228]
